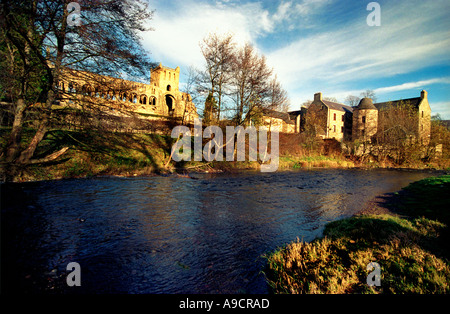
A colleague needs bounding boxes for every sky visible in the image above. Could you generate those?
[141,0,450,118]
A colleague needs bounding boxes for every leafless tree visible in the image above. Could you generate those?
[268,75,289,112]
[344,95,361,107]
[374,101,420,164]
[230,43,274,125]
[198,32,236,122]
[360,89,377,102]
[0,0,154,176]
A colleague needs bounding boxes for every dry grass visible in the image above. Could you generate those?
[264,176,450,294]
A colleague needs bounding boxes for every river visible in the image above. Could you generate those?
[1,168,438,294]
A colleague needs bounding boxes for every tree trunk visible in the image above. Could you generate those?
[5,98,27,162]
[16,114,49,164]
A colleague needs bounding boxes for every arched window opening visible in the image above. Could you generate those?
[167,85,171,91]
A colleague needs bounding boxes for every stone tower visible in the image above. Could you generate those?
[352,97,378,142]
[150,63,180,92]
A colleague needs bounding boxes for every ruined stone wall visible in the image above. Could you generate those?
[57,64,198,125]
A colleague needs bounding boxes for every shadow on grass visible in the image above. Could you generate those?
[40,129,177,175]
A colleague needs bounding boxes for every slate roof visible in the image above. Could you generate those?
[357,98,377,110]
[288,110,302,120]
[262,108,294,124]
[322,100,353,114]
[374,97,422,111]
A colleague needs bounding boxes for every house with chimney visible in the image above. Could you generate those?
[283,90,431,145]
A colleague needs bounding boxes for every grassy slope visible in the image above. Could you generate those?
[1,129,357,182]
[264,175,450,294]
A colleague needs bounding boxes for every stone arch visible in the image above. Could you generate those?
[150,96,156,106]
[165,94,175,116]
[68,82,77,93]
[81,84,93,96]
[140,94,148,105]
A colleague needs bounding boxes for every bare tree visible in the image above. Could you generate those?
[323,96,338,103]
[179,65,199,125]
[230,42,273,126]
[360,89,377,102]
[198,32,236,122]
[268,75,289,112]
[344,95,361,107]
[0,0,153,176]
[374,101,420,164]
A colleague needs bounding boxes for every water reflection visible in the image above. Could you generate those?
[1,169,436,294]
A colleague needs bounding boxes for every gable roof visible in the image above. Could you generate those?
[322,100,353,113]
[374,97,422,111]
[262,108,294,124]
[288,110,302,119]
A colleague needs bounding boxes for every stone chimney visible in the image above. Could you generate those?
[421,90,428,99]
[314,92,323,102]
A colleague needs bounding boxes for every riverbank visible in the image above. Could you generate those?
[1,129,448,182]
[264,175,450,294]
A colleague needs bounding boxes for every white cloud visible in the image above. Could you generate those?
[141,0,450,117]
[265,0,450,108]
[142,1,273,68]
[374,78,450,94]
[431,102,450,119]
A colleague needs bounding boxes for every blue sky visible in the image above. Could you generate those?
[142,0,450,118]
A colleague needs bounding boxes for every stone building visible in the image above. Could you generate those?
[352,97,378,142]
[57,63,198,125]
[260,108,296,133]
[302,92,353,141]
[297,90,431,145]
[370,90,431,145]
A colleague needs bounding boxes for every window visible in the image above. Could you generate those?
[421,111,424,118]
[342,115,344,122]
[333,125,336,132]
[341,126,344,133]
[167,85,171,91]
[362,116,366,124]
[333,113,336,121]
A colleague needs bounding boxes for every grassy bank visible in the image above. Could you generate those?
[264,175,450,294]
[1,128,358,182]
[1,128,448,182]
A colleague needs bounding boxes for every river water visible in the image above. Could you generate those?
[1,168,437,294]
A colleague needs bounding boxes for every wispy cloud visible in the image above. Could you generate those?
[374,78,450,94]
[142,0,450,117]
[266,0,450,107]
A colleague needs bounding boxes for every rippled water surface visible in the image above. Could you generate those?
[1,169,436,293]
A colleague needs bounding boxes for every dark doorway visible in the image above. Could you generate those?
[165,95,174,116]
